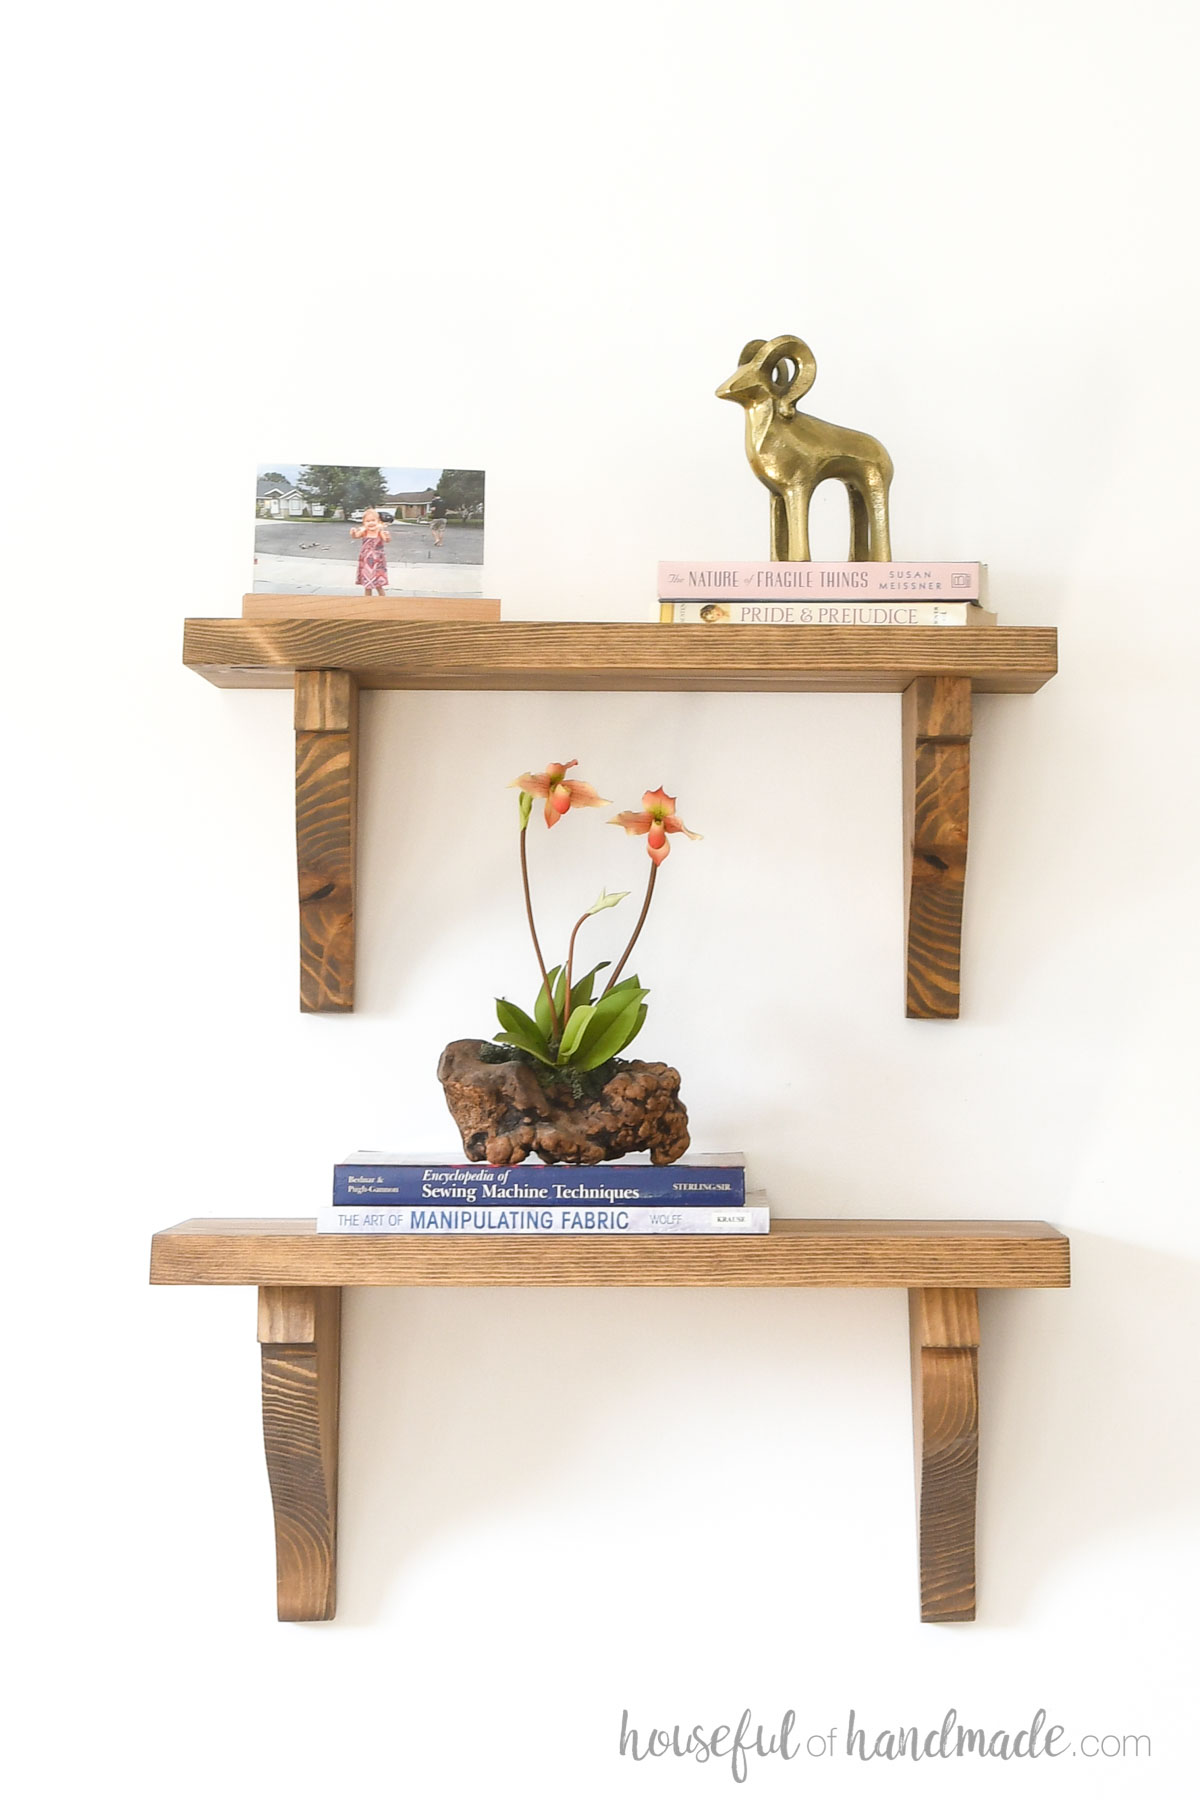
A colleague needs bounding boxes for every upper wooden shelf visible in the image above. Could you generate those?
[183,619,1058,695]
[150,1216,1070,1289]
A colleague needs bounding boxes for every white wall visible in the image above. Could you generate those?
[11,1,1199,1794]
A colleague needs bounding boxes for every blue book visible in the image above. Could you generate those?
[332,1153,746,1208]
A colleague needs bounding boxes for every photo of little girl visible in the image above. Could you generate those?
[350,508,390,596]
[253,465,485,599]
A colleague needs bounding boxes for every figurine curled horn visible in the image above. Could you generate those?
[716,335,893,561]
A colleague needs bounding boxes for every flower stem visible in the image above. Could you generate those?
[603,862,657,994]
[562,910,592,1030]
[520,826,560,1039]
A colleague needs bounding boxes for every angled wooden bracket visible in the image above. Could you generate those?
[295,671,358,1011]
[910,1287,979,1621]
[258,1285,342,1621]
[152,1222,1068,1624]
[903,675,972,1018]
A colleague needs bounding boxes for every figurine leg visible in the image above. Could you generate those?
[865,468,892,561]
[847,484,871,560]
[769,494,788,560]
[781,485,811,561]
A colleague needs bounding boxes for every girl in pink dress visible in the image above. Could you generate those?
[350,509,390,596]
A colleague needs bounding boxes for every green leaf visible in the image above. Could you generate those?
[570,983,649,1065]
[541,961,613,1055]
[557,1001,596,1060]
[494,999,554,1064]
[602,973,642,1000]
[517,790,533,829]
[568,960,610,1012]
[573,995,648,1070]
[622,1003,648,1053]
[534,966,563,1040]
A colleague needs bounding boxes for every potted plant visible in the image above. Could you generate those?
[438,759,701,1165]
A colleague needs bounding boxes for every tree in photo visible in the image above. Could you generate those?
[436,469,485,518]
[298,466,386,518]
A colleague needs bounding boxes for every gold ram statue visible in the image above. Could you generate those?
[717,335,893,561]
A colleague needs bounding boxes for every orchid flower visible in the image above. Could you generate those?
[600,787,700,995]
[513,760,611,829]
[498,765,700,1065]
[512,759,610,1040]
[610,786,702,865]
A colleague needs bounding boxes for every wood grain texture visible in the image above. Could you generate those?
[150,1217,1070,1289]
[244,594,501,622]
[184,620,1058,695]
[259,1286,341,1621]
[904,676,972,1019]
[258,1285,321,1343]
[295,671,358,1012]
[910,1286,979,1621]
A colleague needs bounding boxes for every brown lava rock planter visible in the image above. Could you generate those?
[438,1038,690,1166]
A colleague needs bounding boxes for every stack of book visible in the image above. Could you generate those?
[657,561,995,626]
[318,1152,767,1235]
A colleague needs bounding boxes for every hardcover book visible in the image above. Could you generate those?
[318,1205,770,1235]
[659,600,997,627]
[658,561,985,600]
[333,1154,747,1207]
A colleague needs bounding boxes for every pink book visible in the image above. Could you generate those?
[658,561,985,600]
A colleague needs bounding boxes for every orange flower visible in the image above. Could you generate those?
[512,759,610,828]
[611,787,701,865]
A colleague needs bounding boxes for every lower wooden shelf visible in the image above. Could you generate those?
[150,1217,1070,1625]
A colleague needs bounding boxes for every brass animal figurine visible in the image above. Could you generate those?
[716,335,893,561]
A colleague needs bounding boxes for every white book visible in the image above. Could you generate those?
[659,600,996,626]
[317,1205,770,1235]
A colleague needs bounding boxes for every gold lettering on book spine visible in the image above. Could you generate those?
[717,336,894,561]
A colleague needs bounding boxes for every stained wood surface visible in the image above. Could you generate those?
[244,594,501,622]
[151,1217,1070,1289]
[258,1286,341,1621]
[910,1286,980,1621]
[184,620,1058,695]
[295,671,358,1012]
[904,676,972,1019]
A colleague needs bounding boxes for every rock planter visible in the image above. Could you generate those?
[438,1038,690,1166]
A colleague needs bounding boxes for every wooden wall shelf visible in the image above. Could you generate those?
[183,619,1057,1017]
[184,618,1057,694]
[151,1216,1069,1624]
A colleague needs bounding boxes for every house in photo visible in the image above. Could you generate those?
[256,476,324,518]
[383,487,440,520]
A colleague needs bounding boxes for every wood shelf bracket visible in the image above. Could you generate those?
[184,623,1055,1018]
[903,675,972,1019]
[150,1222,1067,1624]
[258,1285,342,1621]
[910,1286,980,1621]
[295,671,358,1012]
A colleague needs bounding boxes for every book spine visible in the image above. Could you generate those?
[318,1206,769,1235]
[660,601,995,628]
[658,561,983,600]
[333,1169,747,1205]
